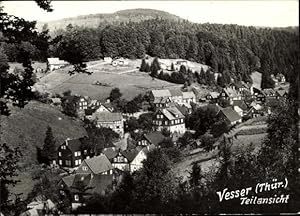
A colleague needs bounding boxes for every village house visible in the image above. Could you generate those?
[252,87,266,103]
[138,131,166,147]
[60,173,114,210]
[21,198,57,216]
[232,100,249,117]
[219,86,242,104]
[149,89,171,103]
[111,58,129,66]
[57,137,93,168]
[47,57,68,71]
[76,154,114,176]
[181,91,196,106]
[103,147,148,173]
[153,106,186,134]
[169,89,183,104]
[92,112,124,137]
[174,60,189,71]
[88,99,101,109]
[153,97,173,109]
[217,107,242,126]
[263,88,278,99]
[247,104,265,118]
[275,88,288,98]
[104,57,113,64]
[205,92,220,103]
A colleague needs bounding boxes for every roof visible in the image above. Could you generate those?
[159,106,185,121]
[62,175,76,188]
[83,154,113,174]
[93,112,123,122]
[207,103,222,114]
[121,149,139,162]
[209,92,220,99]
[47,57,68,65]
[263,88,276,96]
[219,107,241,123]
[47,57,60,65]
[64,173,113,195]
[153,97,171,104]
[103,148,119,160]
[182,91,195,99]
[175,104,189,116]
[223,87,240,98]
[151,89,171,98]
[169,89,183,97]
[144,131,166,146]
[232,100,248,111]
[276,89,288,97]
[64,138,82,153]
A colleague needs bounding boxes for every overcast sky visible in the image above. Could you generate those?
[1,1,298,27]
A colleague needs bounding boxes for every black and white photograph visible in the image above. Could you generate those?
[0,0,299,215]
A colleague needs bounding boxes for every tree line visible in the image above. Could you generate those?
[46,19,298,89]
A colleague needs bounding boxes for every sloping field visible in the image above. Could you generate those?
[0,101,87,167]
[251,71,262,90]
[35,59,182,100]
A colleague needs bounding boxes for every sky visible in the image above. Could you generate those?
[1,1,299,27]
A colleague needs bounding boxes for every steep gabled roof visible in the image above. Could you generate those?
[62,175,76,188]
[223,87,240,98]
[64,138,82,153]
[102,148,119,160]
[263,88,276,96]
[182,91,195,99]
[209,92,220,99]
[84,154,113,174]
[276,89,288,97]
[121,149,139,162]
[93,112,123,122]
[144,131,166,146]
[219,107,241,123]
[232,100,248,111]
[169,89,183,97]
[151,89,171,98]
[167,106,185,118]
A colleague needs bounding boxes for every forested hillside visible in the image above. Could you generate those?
[3,10,299,89]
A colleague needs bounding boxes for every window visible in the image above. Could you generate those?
[58,152,62,157]
[77,151,81,157]
[84,149,87,155]
[181,119,184,123]
[59,160,62,165]
[74,194,79,201]
[82,166,88,171]
[75,160,78,166]
[78,159,82,165]
[74,152,77,157]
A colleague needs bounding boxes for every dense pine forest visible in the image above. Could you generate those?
[3,16,299,89]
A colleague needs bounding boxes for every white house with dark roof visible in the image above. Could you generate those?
[217,107,242,126]
[181,91,196,106]
[153,106,186,134]
[220,86,242,104]
[92,112,124,137]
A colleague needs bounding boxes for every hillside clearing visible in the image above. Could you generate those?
[34,59,186,100]
[0,101,87,167]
